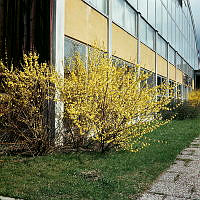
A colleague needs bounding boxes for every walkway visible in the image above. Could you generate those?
[138,136,200,200]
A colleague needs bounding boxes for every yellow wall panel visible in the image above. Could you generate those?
[176,69,183,84]
[112,24,137,63]
[65,0,107,49]
[192,80,194,89]
[157,55,167,77]
[168,64,176,81]
[140,43,155,72]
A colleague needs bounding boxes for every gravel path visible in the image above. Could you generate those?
[138,136,200,200]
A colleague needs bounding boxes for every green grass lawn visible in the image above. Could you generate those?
[0,118,200,200]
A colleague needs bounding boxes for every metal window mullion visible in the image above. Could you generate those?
[108,0,112,58]
[175,51,178,99]
[167,43,169,82]
[155,31,158,87]
[137,13,141,65]
[123,0,126,28]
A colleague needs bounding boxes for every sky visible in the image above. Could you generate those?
[190,0,200,52]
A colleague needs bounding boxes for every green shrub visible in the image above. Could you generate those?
[161,99,200,120]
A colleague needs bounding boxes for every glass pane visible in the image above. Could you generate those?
[157,76,162,85]
[168,15,172,44]
[64,37,87,63]
[140,19,147,44]
[112,0,125,27]
[169,46,175,65]
[148,0,155,27]
[97,0,107,14]
[162,0,167,7]
[125,4,136,36]
[127,0,137,9]
[172,20,176,48]
[171,0,175,19]
[176,54,182,70]
[88,0,97,7]
[157,35,162,55]
[175,26,179,50]
[87,0,107,14]
[138,0,147,19]
[162,6,168,39]
[156,0,162,33]
[161,38,167,59]
[147,25,154,49]
[168,0,172,14]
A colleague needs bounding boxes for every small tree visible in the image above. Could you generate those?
[60,48,174,152]
[188,90,200,107]
[0,53,60,155]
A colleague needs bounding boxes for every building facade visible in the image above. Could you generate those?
[0,0,199,98]
[61,0,199,99]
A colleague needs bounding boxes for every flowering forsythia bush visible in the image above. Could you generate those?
[60,48,174,152]
[0,53,59,155]
[0,48,175,155]
[188,90,200,107]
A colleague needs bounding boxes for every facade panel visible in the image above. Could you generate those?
[177,69,183,84]
[112,23,137,63]
[64,0,107,49]
[140,43,155,72]
[157,55,168,77]
[169,63,176,81]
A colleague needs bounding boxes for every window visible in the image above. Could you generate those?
[127,0,137,9]
[157,75,162,85]
[171,20,176,48]
[147,73,156,87]
[182,60,187,74]
[177,84,182,98]
[156,0,162,33]
[147,25,155,49]
[112,0,137,37]
[168,15,172,44]
[112,0,125,27]
[175,26,179,50]
[169,46,175,65]
[148,0,155,27]
[64,37,87,63]
[140,18,147,44]
[161,38,167,59]
[138,0,147,19]
[157,35,167,59]
[176,54,182,70]
[162,6,168,39]
[112,56,125,68]
[179,32,183,55]
[171,0,176,19]
[169,80,175,96]
[140,19,155,50]
[168,0,172,14]
[125,4,137,36]
[162,0,167,7]
[86,0,107,15]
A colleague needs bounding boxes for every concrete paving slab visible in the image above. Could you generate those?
[149,181,192,198]
[138,193,164,200]
[0,197,23,200]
